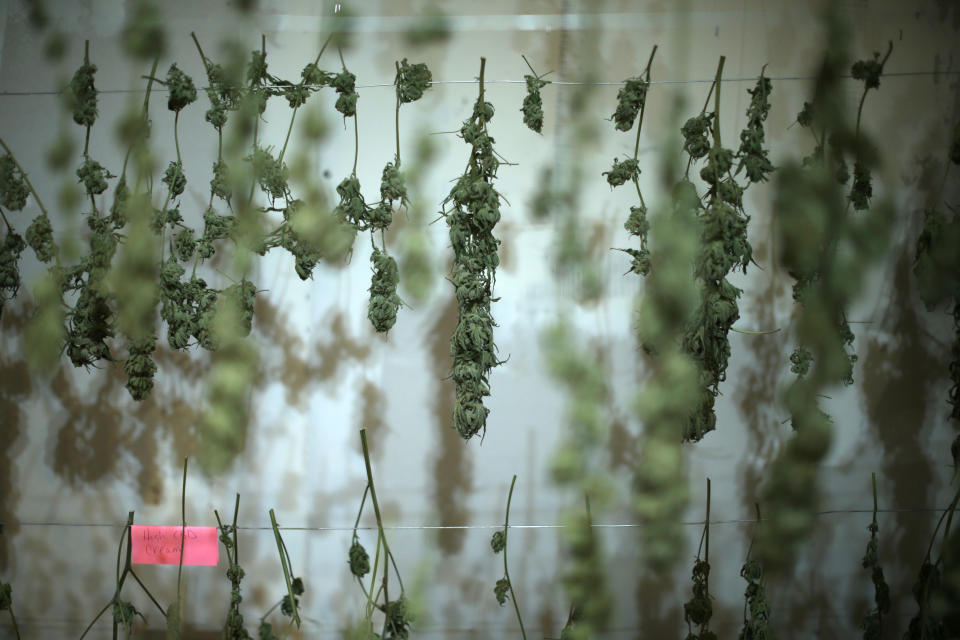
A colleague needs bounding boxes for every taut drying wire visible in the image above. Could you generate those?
[0,70,955,97]
[0,506,953,532]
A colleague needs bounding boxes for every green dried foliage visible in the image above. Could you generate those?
[737,73,774,183]
[174,227,195,262]
[124,335,157,400]
[0,155,29,211]
[77,158,114,196]
[333,70,358,117]
[379,162,406,206]
[860,519,890,638]
[395,58,432,104]
[442,61,503,440]
[490,530,506,553]
[522,74,550,133]
[67,279,114,368]
[68,60,98,127]
[367,247,401,333]
[112,599,143,634]
[335,176,370,230]
[25,213,54,262]
[683,559,714,640]
[249,147,288,201]
[0,581,11,610]
[677,61,771,443]
[493,577,510,605]
[382,597,412,639]
[612,76,648,132]
[0,231,26,313]
[166,63,197,112]
[348,541,370,578]
[682,115,712,159]
[602,157,640,187]
[211,160,232,202]
[738,559,774,640]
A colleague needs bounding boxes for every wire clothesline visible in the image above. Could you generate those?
[0,506,952,532]
[0,69,954,97]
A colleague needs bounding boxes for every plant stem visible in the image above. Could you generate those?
[394,61,402,164]
[121,57,160,179]
[231,493,240,565]
[0,139,51,220]
[269,509,301,627]
[502,474,526,640]
[632,44,658,161]
[705,477,711,565]
[173,110,182,165]
[177,457,187,598]
[6,604,20,640]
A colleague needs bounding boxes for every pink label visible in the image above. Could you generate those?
[131,525,220,566]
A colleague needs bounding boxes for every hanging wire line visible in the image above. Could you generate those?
[0,506,953,532]
[0,70,955,97]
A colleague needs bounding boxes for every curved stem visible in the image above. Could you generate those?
[352,110,359,177]
[173,111,182,165]
[122,57,161,179]
[730,326,781,335]
[78,601,112,640]
[177,457,187,598]
[279,107,298,165]
[394,61,402,165]
[0,139,50,219]
[269,509,300,628]
[632,44,658,160]
[128,570,166,617]
[353,484,370,536]
[502,474,526,640]
[6,605,21,640]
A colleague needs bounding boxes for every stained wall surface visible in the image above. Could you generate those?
[1,0,959,637]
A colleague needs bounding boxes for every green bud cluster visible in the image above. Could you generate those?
[368,247,401,333]
[68,61,98,127]
[0,155,29,210]
[395,58,432,104]
[611,77,648,132]
[737,74,774,183]
[26,213,55,262]
[442,74,504,440]
[521,74,549,133]
[333,70,358,117]
[124,335,157,401]
[0,231,26,314]
[683,559,715,640]
[602,157,640,187]
[77,158,115,196]
[738,559,774,640]
[166,63,197,112]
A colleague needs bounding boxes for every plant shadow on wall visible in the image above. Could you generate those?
[857,149,954,629]
[428,291,473,557]
[0,292,373,528]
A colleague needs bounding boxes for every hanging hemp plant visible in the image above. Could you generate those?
[490,475,527,639]
[348,429,412,638]
[675,58,774,443]
[739,504,775,640]
[756,13,895,570]
[860,473,889,640]
[904,484,960,639]
[363,57,432,334]
[683,479,715,640]
[607,46,656,279]
[913,118,960,472]
[441,57,505,440]
[519,55,551,134]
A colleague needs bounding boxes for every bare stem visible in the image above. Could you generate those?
[502,474,527,640]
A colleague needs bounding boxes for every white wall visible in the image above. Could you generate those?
[0,0,958,637]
